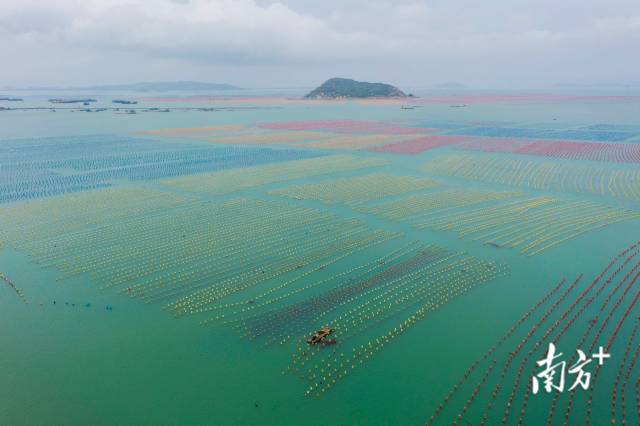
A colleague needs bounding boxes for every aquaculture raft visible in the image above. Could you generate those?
[270,173,439,206]
[0,134,320,203]
[210,240,508,397]
[422,153,640,203]
[160,155,387,196]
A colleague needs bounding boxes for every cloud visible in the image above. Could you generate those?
[0,0,382,65]
[1,0,639,86]
[2,0,635,63]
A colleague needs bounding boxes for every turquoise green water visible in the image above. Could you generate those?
[1,97,640,425]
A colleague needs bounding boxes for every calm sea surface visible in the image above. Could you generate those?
[1,94,639,425]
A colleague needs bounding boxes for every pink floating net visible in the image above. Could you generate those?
[258,120,429,135]
[369,135,469,154]
[462,138,640,163]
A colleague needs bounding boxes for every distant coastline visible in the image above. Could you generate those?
[2,81,242,92]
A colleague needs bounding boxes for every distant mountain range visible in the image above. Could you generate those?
[3,81,242,92]
[554,82,640,89]
[305,78,407,99]
[434,82,469,89]
[87,81,241,91]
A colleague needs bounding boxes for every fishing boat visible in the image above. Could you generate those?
[307,326,334,345]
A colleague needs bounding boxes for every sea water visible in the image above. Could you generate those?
[1,94,639,425]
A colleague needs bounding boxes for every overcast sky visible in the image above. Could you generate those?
[1,0,639,89]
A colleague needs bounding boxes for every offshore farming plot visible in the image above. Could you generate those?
[422,154,640,203]
[444,125,639,142]
[140,127,331,146]
[425,242,640,426]
[301,134,415,150]
[0,182,513,400]
[208,131,332,145]
[585,124,640,133]
[161,155,387,195]
[281,247,506,397]
[139,123,337,146]
[461,138,640,164]
[138,124,246,137]
[360,188,524,221]
[2,192,400,311]
[203,240,507,397]
[419,197,639,257]
[0,134,321,203]
[270,173,439,205]
[0,186,189,249]
[258,119,428,135]
[138,120,435,151]
[368,135,469,154]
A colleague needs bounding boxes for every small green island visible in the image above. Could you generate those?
[305,77,408,99]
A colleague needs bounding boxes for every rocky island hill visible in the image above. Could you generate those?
[305,77,408,99]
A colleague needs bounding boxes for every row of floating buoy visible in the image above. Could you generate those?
[462,137,640,164]
[519,270,603,426]
[155,216,364,304]
[0,186,187,252]
[619,326,640,426]
[0,272,28,304]
[479,274,577,423]
[557,246,640,426]
[146,220,364,303]
[583,268,640,426]
[460,243,640,426]
[474,274,583,425]
[270,173,438,206]
[286,253,478,373]
[610,317,640,425]
[315,258,503,349]
[361,188,522,222]
[234,242,422,341]
[209,130,331,146]
[432,242,640,426]
[49,300,113,311]
[306,282,457,396]
[214,238,412,324]
[250,245,449,343]
[426,276,568,426]
[421,153,640,203]
[132,212,346,299]
[287,254,508,397]
[160,154,387,196]
[500,274,584,425]
[0,133,321,203]
[301,134,408,151]
[9,195,405,319]
[100,202,337,289]
[452,359,497,426]
[419,196,639,257]
[587,263,640,355]
[169,228,397,315]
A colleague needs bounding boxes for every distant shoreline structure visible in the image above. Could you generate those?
[49,98,97,104]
